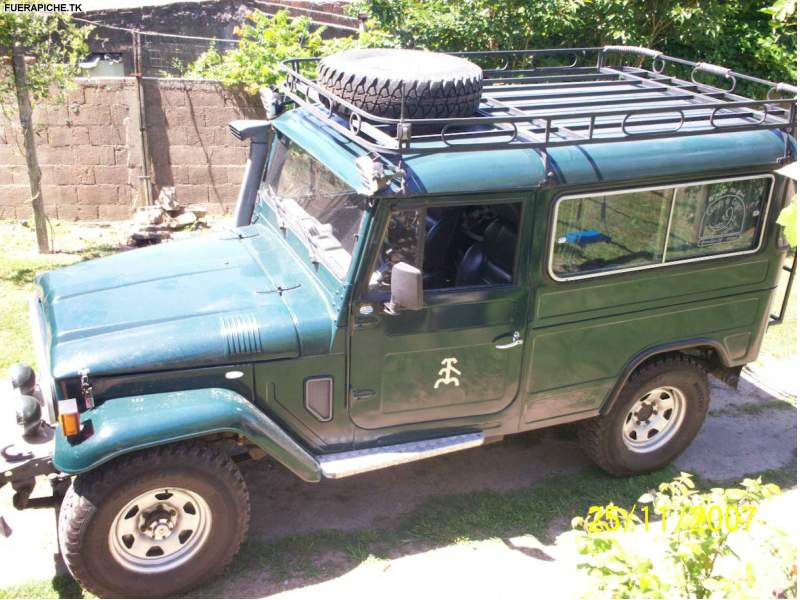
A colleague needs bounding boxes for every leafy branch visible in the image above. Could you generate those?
[572,473,789,598]
[183,9,398,93]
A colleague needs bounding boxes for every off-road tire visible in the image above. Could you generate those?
[317,48,483,119]
[577,355,710,476]
[58,442,250,598]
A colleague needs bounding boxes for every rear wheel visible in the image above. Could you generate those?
[58,442,249,598]
[578,355,710,476]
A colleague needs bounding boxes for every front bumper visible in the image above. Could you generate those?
[0,297,61,534]
[1,305,57,474]
[2,296,57,487]
[0,393,58,537]
[0,418,55,489]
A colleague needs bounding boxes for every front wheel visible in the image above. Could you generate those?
[578,355,710,476]
[58,442,250,598]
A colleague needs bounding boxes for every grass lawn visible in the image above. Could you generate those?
[0,221,127,373]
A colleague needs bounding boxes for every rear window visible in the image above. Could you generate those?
[552,189,672,276]
[666,179,771,261]
[551,176,772,279]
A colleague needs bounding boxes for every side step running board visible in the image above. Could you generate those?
[318,432,484,479]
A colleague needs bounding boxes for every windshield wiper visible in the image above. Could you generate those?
[271,194,324,264]
[270,193,350,274]
[270,194,291,231]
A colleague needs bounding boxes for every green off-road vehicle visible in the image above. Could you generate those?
[2,46,797,597]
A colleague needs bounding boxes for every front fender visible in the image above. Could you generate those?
[53,388,322,482]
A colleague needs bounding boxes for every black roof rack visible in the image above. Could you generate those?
[279,46,797,164]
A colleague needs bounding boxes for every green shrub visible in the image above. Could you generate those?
[778,199,797,247]
[349,0,796,89]
[571,472,795,598]
[183,9,397,93]
[187,2,795,97]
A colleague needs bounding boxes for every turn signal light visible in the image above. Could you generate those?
[57,399,81,437]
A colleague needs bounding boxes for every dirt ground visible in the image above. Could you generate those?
[0,362,796,597]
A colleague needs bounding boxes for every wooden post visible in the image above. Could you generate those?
[132,30,153,206]
[11,50,50,253]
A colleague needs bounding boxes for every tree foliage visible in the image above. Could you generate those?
[778,198,797,247]
[0,14,90,252]
[348,0,797,88]
[186,2,794,97]
[184,10,397,93]
[0,13,91,108]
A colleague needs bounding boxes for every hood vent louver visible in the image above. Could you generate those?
[220,313,263,356]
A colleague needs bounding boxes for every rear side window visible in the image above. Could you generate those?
[666,178,770,261]
[550,176,772,279]
[552,189,672,276]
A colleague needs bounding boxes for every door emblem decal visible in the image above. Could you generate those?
[434,357,462,389]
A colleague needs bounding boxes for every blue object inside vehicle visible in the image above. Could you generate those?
[564,229,612,246]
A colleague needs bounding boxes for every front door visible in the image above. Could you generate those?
[349,199,530,429]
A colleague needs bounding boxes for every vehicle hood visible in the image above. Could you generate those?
[36,225,337,379]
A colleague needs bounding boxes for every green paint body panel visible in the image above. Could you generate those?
[53,388,321,482]
[254,352,352,451]
[350,286,528,429]
[30,104,795,478]
[273,109,791,194]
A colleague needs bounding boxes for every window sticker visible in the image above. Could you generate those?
[698,191,748,246]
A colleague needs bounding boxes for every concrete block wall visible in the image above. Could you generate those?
[143,79,262,212]
[0,78,263,221]
[0,79,139,221]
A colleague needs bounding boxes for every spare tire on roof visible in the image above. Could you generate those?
[317,48,483,120]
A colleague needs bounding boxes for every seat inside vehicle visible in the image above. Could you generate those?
[456,219,517,286]
[423,202,521,289]
[371,202,521,291]
[423,207,461,286]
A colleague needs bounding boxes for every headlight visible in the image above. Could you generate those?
[8,364,43,438]
[15,393,42,437]
[9,363,35,395]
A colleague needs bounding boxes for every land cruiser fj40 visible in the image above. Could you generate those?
[1,46,796,597]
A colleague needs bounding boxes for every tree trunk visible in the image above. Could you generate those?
[11,50,49,254]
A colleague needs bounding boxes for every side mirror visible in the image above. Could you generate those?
[385,262,423,314]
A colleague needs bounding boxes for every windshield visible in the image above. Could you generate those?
[264,136,366,279]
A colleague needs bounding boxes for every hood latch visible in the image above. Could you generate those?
[80,368,95,410]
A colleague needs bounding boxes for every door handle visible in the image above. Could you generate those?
[495,331,523,350]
